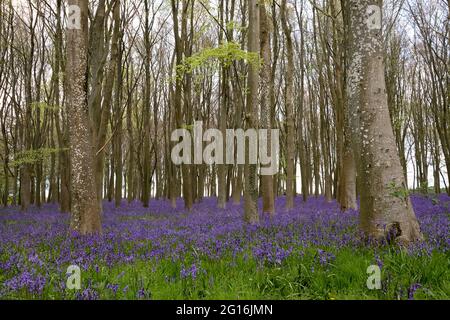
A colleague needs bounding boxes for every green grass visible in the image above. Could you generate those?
[6,246,446,300]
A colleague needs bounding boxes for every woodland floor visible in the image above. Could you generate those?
[0,194,448,300]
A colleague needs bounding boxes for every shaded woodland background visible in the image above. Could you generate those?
[0,0,448,230]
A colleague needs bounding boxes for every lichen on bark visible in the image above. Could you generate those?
[347,0,422,244]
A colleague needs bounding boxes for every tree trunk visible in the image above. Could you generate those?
[67,0,102,234]
[348,0,422,243]
[260,3,275,215]
[114,2,123,208]
[244,0,259,224]
[142,0,152,208]
[281,0,295,210]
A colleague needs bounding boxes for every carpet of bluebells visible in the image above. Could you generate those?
[0,194,448,300]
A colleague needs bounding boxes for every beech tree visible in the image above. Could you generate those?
[244,0,259,224]
[347,0,422,242]
[66,0,101,234]
[281,0,295,210]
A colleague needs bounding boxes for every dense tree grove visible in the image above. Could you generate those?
[0,0,447,240]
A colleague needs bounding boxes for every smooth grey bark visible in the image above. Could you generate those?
[244,0,259,224]
[67,0,102,234]
[260,3,275,215]
[281,0,295,210]
[337,0,357,210]
[347,0,422,243]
